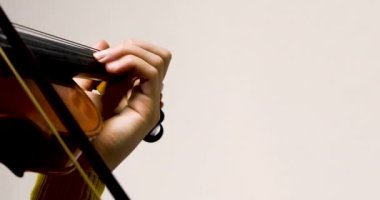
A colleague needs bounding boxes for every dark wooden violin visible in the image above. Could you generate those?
[0,5,163,200]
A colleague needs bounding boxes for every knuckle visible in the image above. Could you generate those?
[124,54,135,64]
[124,39,136,46]
[152,55,165,67]
[162,49,172,63]
[149,67,160,78]
[121,41,133,52]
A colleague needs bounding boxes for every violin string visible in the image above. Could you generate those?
[0,47,102,199]
[13,23,100,60]
[19,32,95,59]
[13,23,99,52]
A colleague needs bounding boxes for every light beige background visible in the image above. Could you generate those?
[1,0,380,199]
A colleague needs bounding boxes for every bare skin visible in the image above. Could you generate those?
[75,39,171,170]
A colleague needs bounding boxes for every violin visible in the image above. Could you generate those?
[0,23,108,174]
[0,5,163,200]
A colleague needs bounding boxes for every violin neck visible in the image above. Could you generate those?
[0,27,109,81]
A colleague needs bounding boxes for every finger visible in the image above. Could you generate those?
[74,40,111,90]
[94,41,161,68]
[93,39,110,50]
[129,40,172,67]
[93,40,171,79]
[131,39,172,79]
[106,55,161,96]
[73,77,94,91]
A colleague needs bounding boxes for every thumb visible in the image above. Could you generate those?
[74,40,111,90]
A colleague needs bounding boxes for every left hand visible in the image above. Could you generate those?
[76,39,171,170]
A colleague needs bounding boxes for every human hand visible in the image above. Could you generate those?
[76,39,171,170]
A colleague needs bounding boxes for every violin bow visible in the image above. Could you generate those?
[0,5,130,200]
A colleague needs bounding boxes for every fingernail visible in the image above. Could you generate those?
[93,50,106,60]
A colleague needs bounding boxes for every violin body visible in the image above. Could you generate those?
[0,77,104,176]
[0,114,79,177]
[0,26,107,176]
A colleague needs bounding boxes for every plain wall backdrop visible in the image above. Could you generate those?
[0,0,380,199]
